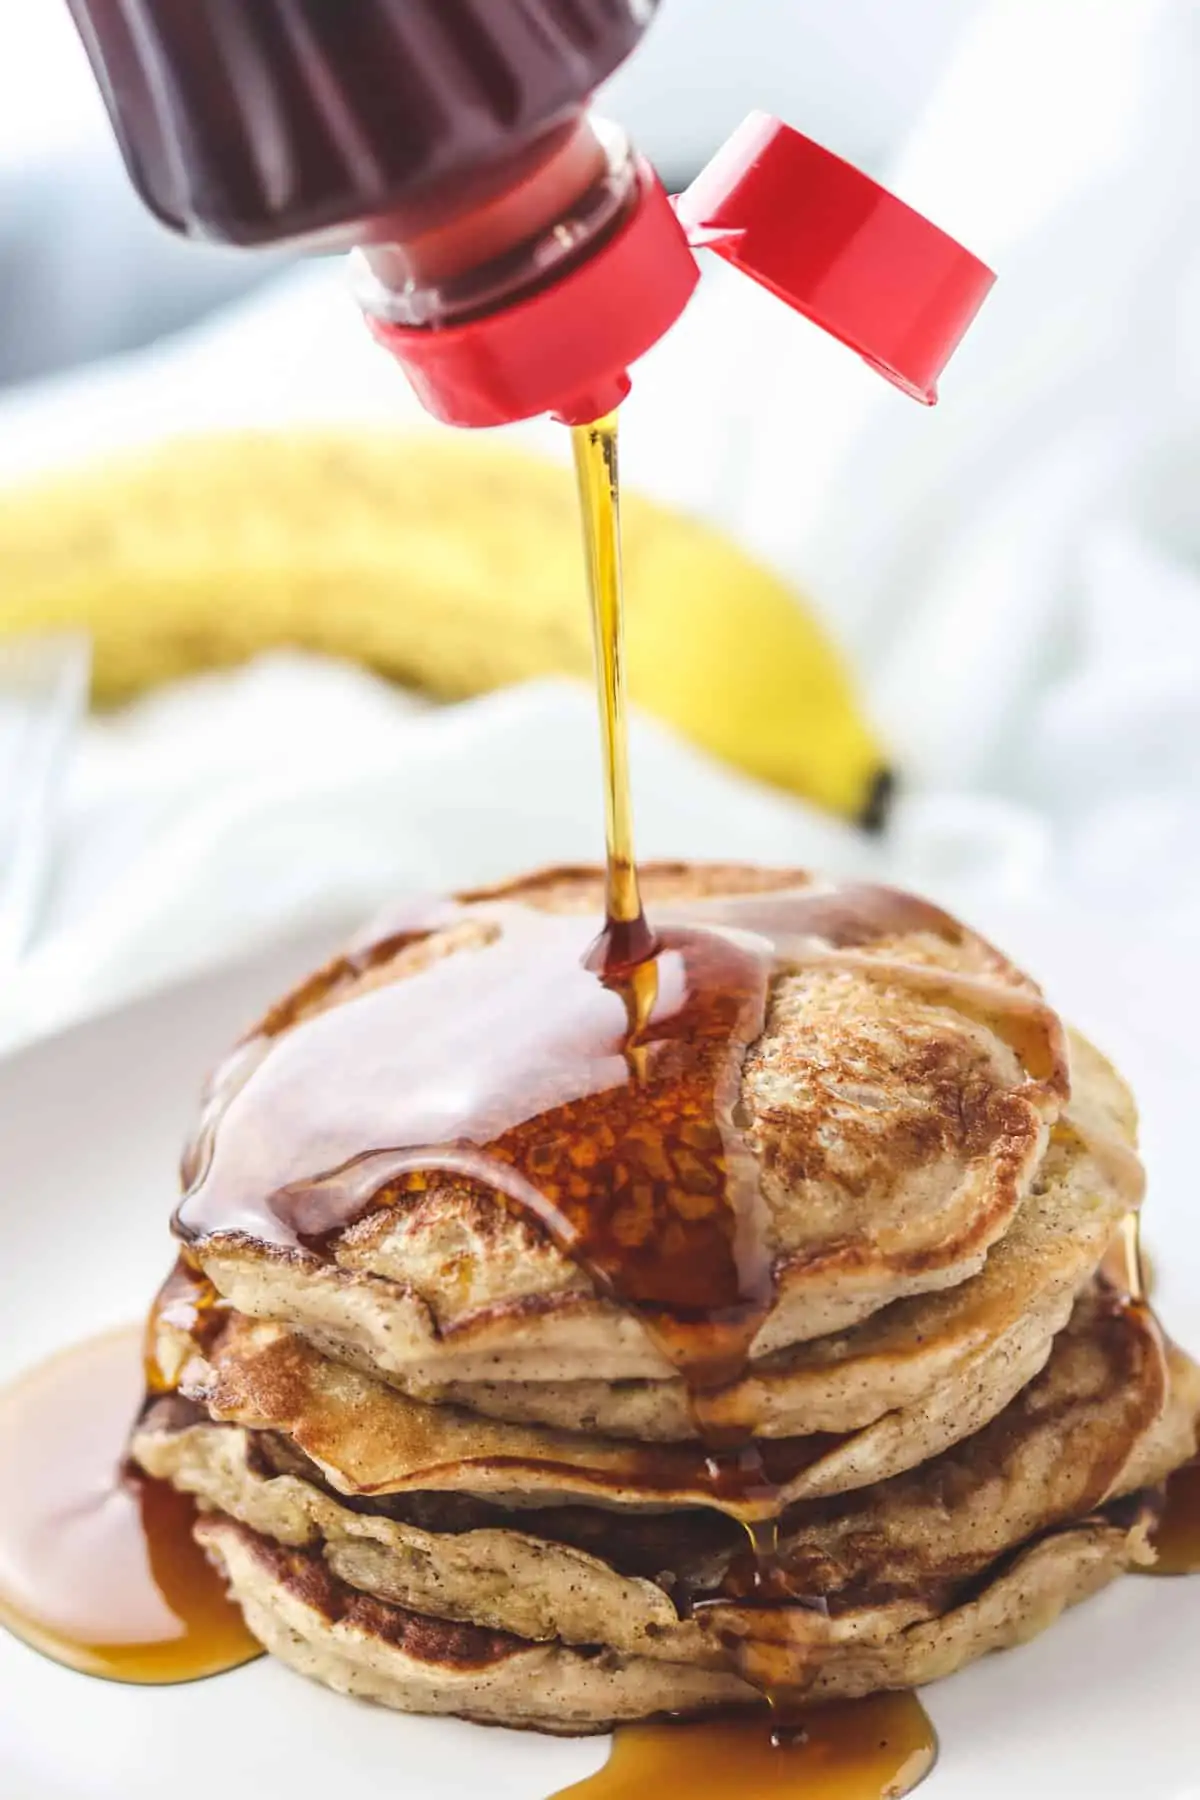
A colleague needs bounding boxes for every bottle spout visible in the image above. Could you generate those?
[551,374,634,429]
[362,140,698,429]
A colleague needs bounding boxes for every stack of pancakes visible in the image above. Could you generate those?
[132,865,1199,1733]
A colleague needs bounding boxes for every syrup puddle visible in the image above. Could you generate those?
[550,1700,936,1800]
[0,1324,260,1682]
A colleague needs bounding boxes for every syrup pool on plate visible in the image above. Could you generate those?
[0,1324,260,1683]
[550,1701,937,1800]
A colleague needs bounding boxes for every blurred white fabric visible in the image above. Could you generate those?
[2,0,1200,1048]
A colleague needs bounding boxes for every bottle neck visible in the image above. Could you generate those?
[354,117,639,330]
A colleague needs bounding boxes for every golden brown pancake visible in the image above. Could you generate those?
[194,1500,1157,1733]
[133,1289,1199,1667]
[180,863,1077,1388]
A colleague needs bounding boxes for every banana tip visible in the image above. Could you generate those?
[858,767,896,834]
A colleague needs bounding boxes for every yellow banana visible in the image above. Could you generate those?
[0,430,890,823]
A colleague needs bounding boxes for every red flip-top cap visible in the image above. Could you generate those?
[675,112,995,403]
[366,159,700,429]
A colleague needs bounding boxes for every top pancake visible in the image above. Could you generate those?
[179,863,1075,1387]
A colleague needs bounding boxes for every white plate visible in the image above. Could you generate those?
[0,905,1197,1800]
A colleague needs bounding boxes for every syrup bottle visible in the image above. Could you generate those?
[64,0,657,248]
[66,2,994,427]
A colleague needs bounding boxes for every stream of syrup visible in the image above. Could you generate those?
[571,412,653,972]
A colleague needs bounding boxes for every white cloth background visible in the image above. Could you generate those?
[2,0,1199,1049]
